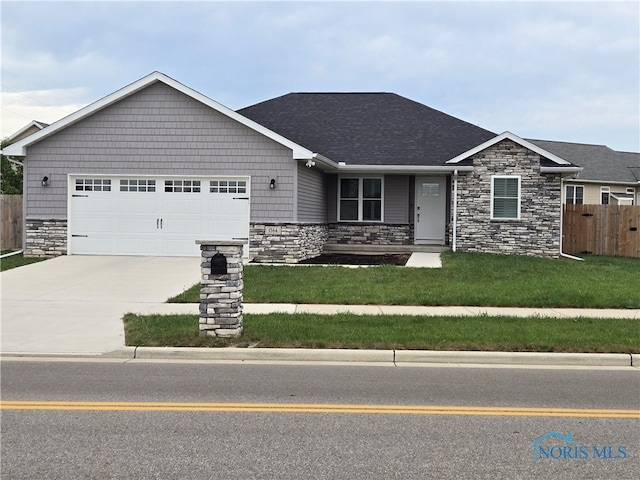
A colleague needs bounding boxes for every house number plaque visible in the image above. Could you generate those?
[265,226,282,235]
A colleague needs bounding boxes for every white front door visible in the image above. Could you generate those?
[415,176,446,244]
[69,176,250,256]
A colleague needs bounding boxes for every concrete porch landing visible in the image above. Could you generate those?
[322,244,449,255]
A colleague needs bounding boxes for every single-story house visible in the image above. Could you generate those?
[2,71,586,262]
[529,140,639,206]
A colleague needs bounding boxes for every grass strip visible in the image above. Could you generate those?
[0,252,47,272]
[123,313,640,353]
[168,252,640,309]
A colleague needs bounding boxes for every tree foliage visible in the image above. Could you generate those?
[1,139,23,194]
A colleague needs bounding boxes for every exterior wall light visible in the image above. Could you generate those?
[269,178,276,189]
[42,176,50,187]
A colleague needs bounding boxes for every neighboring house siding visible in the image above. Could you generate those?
[23,82,296,222]
[564,182,636,205]
[297,162,327,222]
[384,175,410,223]
[455,139,562,257]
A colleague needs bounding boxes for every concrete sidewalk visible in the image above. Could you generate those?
[142,302,640,319]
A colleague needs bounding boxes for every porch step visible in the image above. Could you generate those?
[322,244,450,255]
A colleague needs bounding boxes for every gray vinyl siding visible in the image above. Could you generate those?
[383,175,410,223]
[24,82,296,222]
[327,174,338,222]
[296,162,327,222]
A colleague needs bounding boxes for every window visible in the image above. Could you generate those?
[339,177,382,221]
[491,176,520,219]
[422,183,440,197]
[210,180,247,194]
[120,179,156,192]
[164,180,201,193]
[565,185,584,205]
[601,186,610,205]
[75,178,111,192]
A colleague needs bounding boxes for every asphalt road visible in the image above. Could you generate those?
[1,359,639,479]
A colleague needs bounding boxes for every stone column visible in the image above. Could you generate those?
[196,240,245,337]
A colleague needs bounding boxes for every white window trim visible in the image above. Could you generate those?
[338,176,384,222]
[600,186,610,205]
[490,175,521,220]
[565,184,584,205]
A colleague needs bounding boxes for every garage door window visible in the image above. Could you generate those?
[164,180,201,193]
[210,180,247,194]
[75,179,111,192]
[120,179,156,192]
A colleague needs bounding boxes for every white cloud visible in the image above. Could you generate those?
[1,88,87,139]
[0,1,637,150]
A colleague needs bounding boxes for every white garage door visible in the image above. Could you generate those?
[69,176,250,256]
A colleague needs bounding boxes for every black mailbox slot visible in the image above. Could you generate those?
[211,253,228,275]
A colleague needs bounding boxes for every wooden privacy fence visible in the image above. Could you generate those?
[563,204,640,258]
[1,194,23,251]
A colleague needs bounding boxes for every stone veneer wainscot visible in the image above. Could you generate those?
[24,219,67,257]
[327,223,413,245]
[454,139,562,258]
[250,223,328,263]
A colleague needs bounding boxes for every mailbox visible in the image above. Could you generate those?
[211,253,228,275]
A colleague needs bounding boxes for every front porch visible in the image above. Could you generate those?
[322,243,450,255]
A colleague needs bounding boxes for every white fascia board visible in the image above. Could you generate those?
[158,74,315,159]
[2,72,316,160]
[564,178,638,186]
[540,166,583,174]
[3,74,164,156]
[331,165,474,174]
[308,153,339,170]
[446,131,572,166]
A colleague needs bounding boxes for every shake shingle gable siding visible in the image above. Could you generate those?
[238,93,496,166]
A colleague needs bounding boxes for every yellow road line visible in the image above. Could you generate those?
[1,401,639,418]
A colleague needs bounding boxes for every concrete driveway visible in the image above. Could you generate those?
[1,256,201,355]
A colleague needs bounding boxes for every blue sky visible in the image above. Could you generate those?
[2,0,639,152]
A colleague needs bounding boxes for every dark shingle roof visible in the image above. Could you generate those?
[528,139,640,183]
[238,93,496,166]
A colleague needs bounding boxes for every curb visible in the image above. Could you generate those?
[101,347,636,367]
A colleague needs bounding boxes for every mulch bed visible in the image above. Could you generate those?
[298,253,411,266]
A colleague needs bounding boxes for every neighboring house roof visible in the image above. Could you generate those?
[1,72,316,160]
[528,139,640,185]
[238,93,497,166]
[5,120,49,143]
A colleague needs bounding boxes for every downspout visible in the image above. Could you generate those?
[559,175,583,261]
[452,169,458,252]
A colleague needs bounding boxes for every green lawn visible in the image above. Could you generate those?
[169,252,640,309]
[123,313,640,353]
[0,251,47,272]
